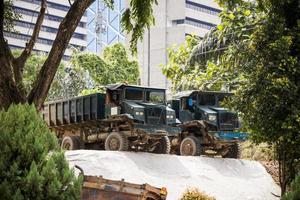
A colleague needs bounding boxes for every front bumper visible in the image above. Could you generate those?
[209,131,248,142]
[133,123,181,137]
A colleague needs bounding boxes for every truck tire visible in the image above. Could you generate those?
[105,132,129,151]
[223,143,242,159]
[180,136,202,156]
[61,136,80,150]
[153,136,171,154]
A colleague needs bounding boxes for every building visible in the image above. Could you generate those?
[125,0,221,89]
[86,0,125,53]
[5,0,87,59]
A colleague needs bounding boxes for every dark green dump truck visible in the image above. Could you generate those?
[42,84,180,154]
[169,90,247,158]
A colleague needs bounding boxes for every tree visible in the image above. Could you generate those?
[72,43,140,88]
[14,50,88,101]
[3,0,21,32]
[0,104,82,199]
[161,35,199,91]
[0,0,157,110]
[187,0,300,194]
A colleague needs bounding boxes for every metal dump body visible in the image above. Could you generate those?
[43,93,105,126]
[82,175,167,200]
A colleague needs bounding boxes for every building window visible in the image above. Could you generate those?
[185,17,216,30]
[13,7,86,28]
[172,18,216,30]
[20,0,70,12]
[4,31,85,49]
[185,0,221,16]
[15,20,86,40]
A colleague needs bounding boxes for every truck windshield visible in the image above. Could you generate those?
[146,90,165,104]
[198,94,216,106]
[125,88,143,101]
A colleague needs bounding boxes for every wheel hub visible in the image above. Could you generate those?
[182,141,194,155]
[63,143,71,150]
[109,138,120,150]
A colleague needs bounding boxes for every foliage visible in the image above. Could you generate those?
[184,0,300,194]
[3,0,21,32]
[181,188,216,200]
[241,141,274,161]
[282,172,300,200]
[72,43,140,86]
[13,50,88,101]
[121,0,158,54]
[80,88,105,96]
[0,104,82,199]
[161,35,199,91]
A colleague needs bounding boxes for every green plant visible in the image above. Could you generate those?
[241,141,274,161]
[72,43,140,86]
[181,188,216,200]
[282,172,300,200]
[0,104,82,199]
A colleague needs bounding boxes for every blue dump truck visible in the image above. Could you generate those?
[169,90,247,158]
[42,84,180,154]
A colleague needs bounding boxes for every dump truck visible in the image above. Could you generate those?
[42,84,181,154]
[75,165,167,200]
[169,90,247,158]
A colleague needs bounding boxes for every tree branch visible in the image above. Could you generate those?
[13,0,46,90]
[28,0,95,109]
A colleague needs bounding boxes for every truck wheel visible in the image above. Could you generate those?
[223,143,242,159]
[61,136,80,150]
[105,132,129,151]
[180,136,202,156]
[153,136,171,154]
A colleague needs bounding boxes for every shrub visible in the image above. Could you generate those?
[0,104,82,199]
[181,188,216,200]
[241,141,274,161]
[282,172,300,200]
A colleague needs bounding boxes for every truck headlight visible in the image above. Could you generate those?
[167,115,174,119]
[135,111,144,116]
[208,115,217,121]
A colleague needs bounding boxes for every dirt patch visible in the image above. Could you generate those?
[260,161,280,186]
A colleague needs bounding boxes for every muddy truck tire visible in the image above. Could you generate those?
[105,132,129,151]
[222,143,242,159]
[153,136,171,154]
[180,136,203,156]
[61,136,81,150]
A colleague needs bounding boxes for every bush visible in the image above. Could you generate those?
[241,141,274,161]
[0,104,82,199]
[181,188,216,200]
[282,172,300,200]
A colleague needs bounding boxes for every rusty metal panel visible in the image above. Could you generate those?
[81,175,166,200]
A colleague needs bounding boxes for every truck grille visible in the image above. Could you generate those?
[146,107,166,125]
[219,112,239,131]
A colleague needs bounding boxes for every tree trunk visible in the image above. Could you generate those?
[28,0,94,109]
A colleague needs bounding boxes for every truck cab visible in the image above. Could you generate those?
[169,90,246,158]
[170,90,239,131]
[105,84,177,126]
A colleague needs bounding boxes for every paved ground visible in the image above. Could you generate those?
[66,150,281,200]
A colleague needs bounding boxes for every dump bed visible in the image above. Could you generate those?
[42,93,106,127]
[82,175,167,200]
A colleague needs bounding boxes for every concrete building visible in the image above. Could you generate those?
[125,0,221,89]
[87,0,125,53]
[5,0,87,59]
